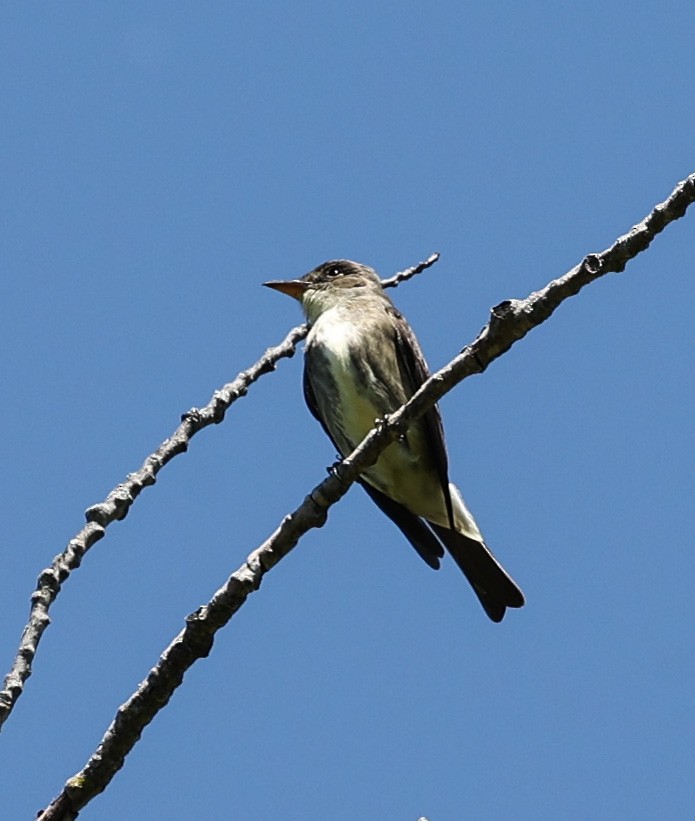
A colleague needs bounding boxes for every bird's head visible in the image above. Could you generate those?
[263,260,382,321]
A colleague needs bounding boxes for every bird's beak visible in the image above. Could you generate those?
[262,279,309,301]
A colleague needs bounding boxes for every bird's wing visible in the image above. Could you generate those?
[388,305,455,529]
[303,360,336,442]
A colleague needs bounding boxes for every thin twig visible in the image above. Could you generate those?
[0,254,440,731]
[0,326,308,727]
[37,173,695,820]
[381,251,441,288]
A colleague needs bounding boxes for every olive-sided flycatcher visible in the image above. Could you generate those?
[264,260,524,622]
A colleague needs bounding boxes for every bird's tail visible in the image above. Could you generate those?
[429,523,525,622]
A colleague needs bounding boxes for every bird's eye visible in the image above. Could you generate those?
[315,261,351,280]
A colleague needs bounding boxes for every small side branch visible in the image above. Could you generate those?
[381,251,440,288]
[0,254,439,731]
[0,324,307,728]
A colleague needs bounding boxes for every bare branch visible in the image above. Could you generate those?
[381,251,441,288]
[0,325,307,728]
[37,172,695,820]
[0,254,439,731]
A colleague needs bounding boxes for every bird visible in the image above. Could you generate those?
[264,260,524,621]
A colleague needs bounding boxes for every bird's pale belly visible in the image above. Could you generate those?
[364,443,451,527]
[331,374,450,527]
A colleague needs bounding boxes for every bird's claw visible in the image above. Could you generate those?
[327,457,342,477]
[376,414,405,443]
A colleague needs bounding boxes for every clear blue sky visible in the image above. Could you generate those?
[1,4,693,819]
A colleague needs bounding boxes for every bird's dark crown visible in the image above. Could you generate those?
[303,260,381,289]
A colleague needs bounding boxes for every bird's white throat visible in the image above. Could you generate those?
[306,306,362,367]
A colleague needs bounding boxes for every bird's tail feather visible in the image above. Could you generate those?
[430,523,525,622]
[358,480,524,622]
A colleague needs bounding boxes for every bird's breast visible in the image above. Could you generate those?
[307,310,379,446]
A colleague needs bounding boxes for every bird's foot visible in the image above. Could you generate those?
[326,456,343,477]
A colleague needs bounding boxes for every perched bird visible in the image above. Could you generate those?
[264,260,524,622]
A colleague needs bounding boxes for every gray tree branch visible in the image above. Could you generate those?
[0,256,439,731]
[36,172,695,819]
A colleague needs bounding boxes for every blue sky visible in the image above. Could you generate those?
[1,3,693,819]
